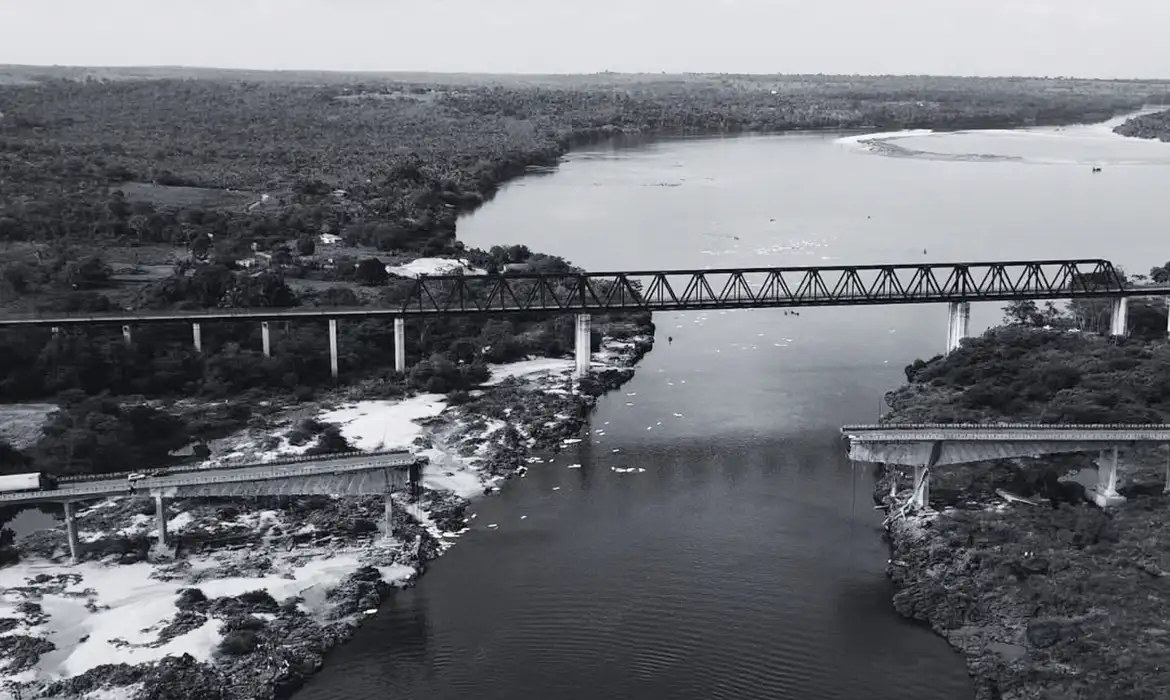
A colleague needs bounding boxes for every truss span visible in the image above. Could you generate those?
[0,259,1153,327]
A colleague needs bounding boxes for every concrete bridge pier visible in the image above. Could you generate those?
[945,302,970,355]
[329,318,340,379]
[1110,297,1128,337]
[383,495,394,540]
[122,325,132,345]
[1092,447,1127,507]
[155,492,168,548]
[394,318,406,373]
[192,322,202,352]
[912,465,931,510]
[63,502,80,564]
[574,313,591,379]
[261,321,271,357]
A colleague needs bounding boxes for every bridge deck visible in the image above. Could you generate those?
[0,259,1165,326]
[842,423,1170,442]
[0,453,422,506]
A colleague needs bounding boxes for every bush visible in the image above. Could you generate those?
[216,629,259,656]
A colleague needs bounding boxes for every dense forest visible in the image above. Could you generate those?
[892,290,1170,424]
[0,70,1167,479]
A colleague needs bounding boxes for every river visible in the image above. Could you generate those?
[297,116,1170,700]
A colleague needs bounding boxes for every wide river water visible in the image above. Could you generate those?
[298,115,1170,700]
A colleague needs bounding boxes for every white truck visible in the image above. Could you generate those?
[0,473,59,494]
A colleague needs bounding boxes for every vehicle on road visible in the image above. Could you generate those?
[0,472,59,493]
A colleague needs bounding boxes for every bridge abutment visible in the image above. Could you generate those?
[261,321,271,357]
[1092,447,1127,507]
[574,314,592,379]
[192,322,202,352]
[329,318,339,379]
[394,318,406,373]
[1110,297,1128,337]
[945,302,970,355]
[63,501,80,564]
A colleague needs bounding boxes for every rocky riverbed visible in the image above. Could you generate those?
[875,433,1170,699]
[0,329,653,700]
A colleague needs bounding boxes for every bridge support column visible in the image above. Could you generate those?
[912,465,931,510]
[192,322,202,353]
[155,492,168,547]
[122,325,132,345]
[1092,447,1127,507]
[1110,297,1128,337]
[383,493,394,540]
[945,302,970,355]
[329,318,339,380]
[261,321,271,358]
[63,502,80,565]
[574,314,591,379]
[394,318,406,373]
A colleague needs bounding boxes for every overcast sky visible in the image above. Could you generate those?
[1,0,1166,79]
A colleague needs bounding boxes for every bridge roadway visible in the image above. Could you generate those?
[841,423,1170,509]
[0,259,1164,327]
[0,451,423,506]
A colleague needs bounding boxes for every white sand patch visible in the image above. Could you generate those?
[482,358,572,386]
[385,258,484,278]
[375,564,416,585]
[0,552,382,686]
[317,395,447,452]
[84,684,141,699]
[417,447,483,500]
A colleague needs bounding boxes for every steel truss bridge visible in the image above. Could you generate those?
[0,259,1163,327]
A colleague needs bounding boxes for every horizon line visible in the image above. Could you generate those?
[2,63,1170,84]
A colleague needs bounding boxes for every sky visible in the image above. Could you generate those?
[1,0,1167,79]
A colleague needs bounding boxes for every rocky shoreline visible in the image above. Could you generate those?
[874,427,1170,698]
[0,326,653,700]
[1112,107,1170,142]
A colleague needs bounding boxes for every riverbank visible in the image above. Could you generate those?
[874,325,1170,700]
[0,329,652,700]
[1113,107,1170,142]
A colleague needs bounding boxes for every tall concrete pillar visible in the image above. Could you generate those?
[155,492,168,547]
[63,501,80,564]
[1110,297,1128,337]
[329,318,339,380]
[1092,447,1127,507]
[394,318,406,373]
[912,465,931,510]
[1164,298,1170,338]
[192,322,202,353]
[383,493,394,540]
[261,321,271,357]
[945,301,970,355]
[122,325,132,345]
[574,313,591,379]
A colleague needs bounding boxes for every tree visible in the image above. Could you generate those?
[296,236,316,256]
[354,258,389,286]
